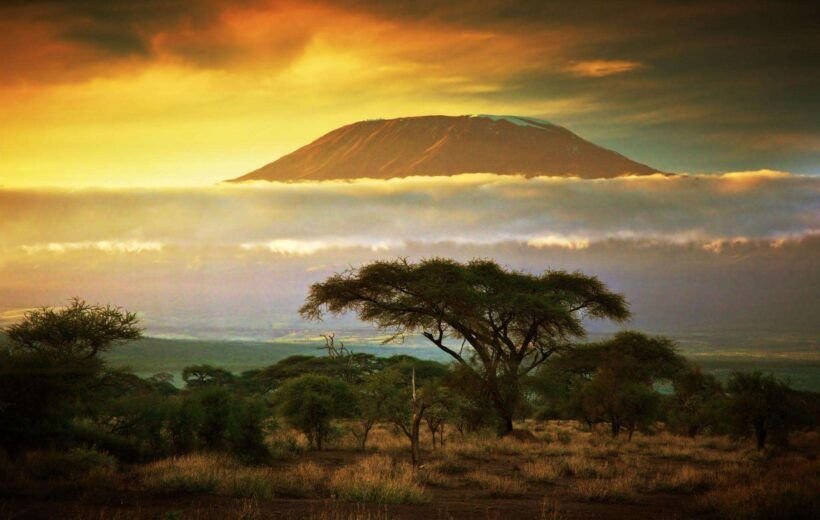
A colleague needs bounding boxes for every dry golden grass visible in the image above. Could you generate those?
[139,454,232,495]
[65,421,817,518]
[330,455,429,504]
[464,471,527,497]
[426,452,469,475]
[696,456,820,520]
[520,459,563,483]
[645,464,721,493]
[571,471,640,503]
[139,454,329,500]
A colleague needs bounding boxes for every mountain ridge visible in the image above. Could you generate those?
[229,115,659,182]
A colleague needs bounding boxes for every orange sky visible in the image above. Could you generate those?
[0,0,817,187]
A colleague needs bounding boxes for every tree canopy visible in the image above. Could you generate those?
[300,258,630,435]
[5,298,142,359]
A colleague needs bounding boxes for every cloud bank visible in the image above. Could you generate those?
[0,172,817,338]
[1,171,816,251]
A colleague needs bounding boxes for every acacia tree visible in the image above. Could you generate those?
[300,258,630,436]
[0,298,142,451]
[373,364,447,465]
[552,331,684,438]
[5,298,141,359]
[726,372,804,449]
[276,374,357,450]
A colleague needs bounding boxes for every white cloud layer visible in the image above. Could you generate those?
[0,171,817,338]
[0,171,816,252]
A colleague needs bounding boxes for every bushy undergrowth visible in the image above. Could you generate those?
[24,447,117,481]
[330,455,429,504]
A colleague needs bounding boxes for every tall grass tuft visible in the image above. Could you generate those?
[330,455,429,504]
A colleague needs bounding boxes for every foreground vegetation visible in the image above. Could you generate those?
[1,259,818,518]
[1,422,818,519]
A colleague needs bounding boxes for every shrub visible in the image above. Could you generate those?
[24,447,117,480]
[330,455,429,504]
[276,375,358,450]
[139,454,230,495]
[167,397,203,454]
[227,398,273,463]
[195,387,233,450]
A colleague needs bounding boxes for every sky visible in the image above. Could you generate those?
[0,1,817,341]
[0,0,818,187]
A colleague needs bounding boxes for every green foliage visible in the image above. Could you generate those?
[182,364,236,389]
[241,353,386,394]
[544,331,685,438]
[227,397,274,463]
[0,349,101,450]
[4,298,141,359]
[0,299,142,453]
[194,386,234,450]
[726,371,809,449]
[167,397,203,454]
[666,365,726,437]
[276,374,357,450]
[300,257,630,435]
[24,447,117,480]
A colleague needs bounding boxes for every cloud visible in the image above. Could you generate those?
[20,241,163,254]
[0,171,816,339]
[564,60,644,77]
[0,171,815,253]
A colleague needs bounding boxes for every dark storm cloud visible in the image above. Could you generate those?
[0,0,817,172]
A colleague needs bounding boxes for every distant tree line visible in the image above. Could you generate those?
[0,259,817,467]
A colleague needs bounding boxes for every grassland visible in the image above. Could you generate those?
[2,421,817,519]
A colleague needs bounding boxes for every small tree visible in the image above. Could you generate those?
[373,362,447,465]
[195,386,233,450]
[726,372,800,449]
[227,398,273,463]
[667,365,725,437]
[167,397,203,454]
[0,299,142,451]
[276,375,357,450]
[182,364,236,389]
[300,258,629,436]
[5,298,141,359]
[552,331,683,438]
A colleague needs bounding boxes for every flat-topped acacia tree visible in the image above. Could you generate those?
[299,258,630,436]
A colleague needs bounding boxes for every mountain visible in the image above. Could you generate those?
[229,115,659,182]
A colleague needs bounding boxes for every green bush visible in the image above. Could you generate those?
[227,398,273,463]
[24,447,117,480]
[276,375,357,450]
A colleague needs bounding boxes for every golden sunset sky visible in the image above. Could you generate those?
[1,0,817,187]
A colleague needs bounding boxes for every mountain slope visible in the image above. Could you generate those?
[230,115,658,182]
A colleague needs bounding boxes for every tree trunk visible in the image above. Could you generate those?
[610,418,621,438]
[498,414,514,437]
[409,367,423,465]
[410,413,422,465]
[754,423,767,450]
[359,423,372,451]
